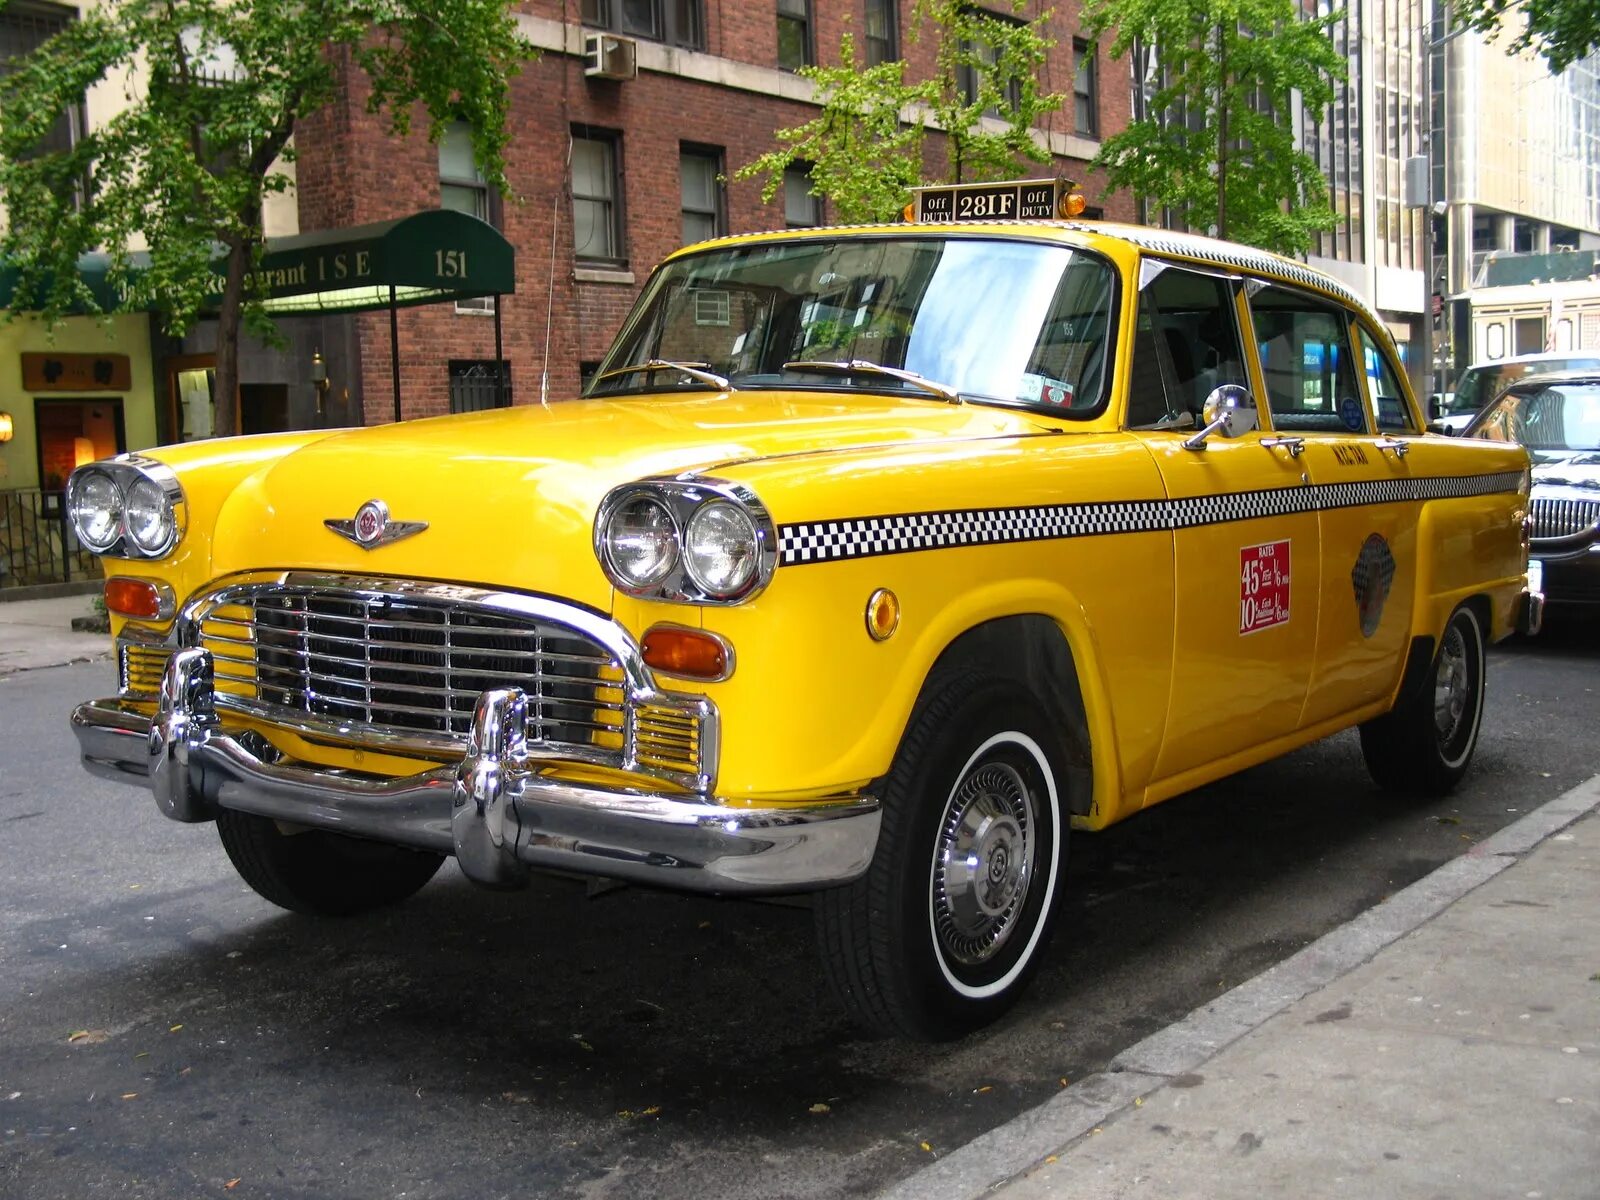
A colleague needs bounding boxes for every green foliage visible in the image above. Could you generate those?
[734,4,1064,225]
[732,35,926,225]
[1084,0,1346,256]
[1456,0,1600,74]
[0,0,533,435]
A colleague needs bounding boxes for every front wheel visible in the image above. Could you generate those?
[815,674,1069,1040]
[216,810,445,916]
[1359,604,1487,796]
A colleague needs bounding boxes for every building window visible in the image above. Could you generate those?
[957,11,1024,115]
[449,360,512,413]
[1073,40,1097,138]
[438,121,491,223]
[680,145,725,246]
[865,0,897,66]
[784,163,821,228]
[777,0,812,70]
[0,1,87,160]
[572,127,624,263]
[580,0,704,50]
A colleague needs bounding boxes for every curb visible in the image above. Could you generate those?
[876,772,1600,1200]
[0,579,101,603]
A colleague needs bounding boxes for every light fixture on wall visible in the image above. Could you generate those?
[73,436,97,468]
[0,412,12,443]
[311,350,330,413]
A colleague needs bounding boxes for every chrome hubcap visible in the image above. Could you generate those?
[1433,624,1470,744]
[932,760,1036,966]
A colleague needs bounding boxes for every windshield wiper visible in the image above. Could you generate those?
[594,359,732,391]
[782,358,963,405]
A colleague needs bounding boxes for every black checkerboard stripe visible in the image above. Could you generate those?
[777,470,1525,565]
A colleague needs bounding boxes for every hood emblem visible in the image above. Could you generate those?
[325,499,428,550]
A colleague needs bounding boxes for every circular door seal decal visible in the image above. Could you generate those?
[1351,533,1396,637]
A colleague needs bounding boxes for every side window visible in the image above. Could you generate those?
[1127,265,1248,430]
[1356,327,1418,432]
[1248,287,1366,433]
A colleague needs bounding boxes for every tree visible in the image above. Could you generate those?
[1083,0,1346,256]
[1456,0,1600,74]
[735,1,1063,225]
[0,0,533,438]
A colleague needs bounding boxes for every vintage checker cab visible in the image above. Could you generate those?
[68,183,1541,1039]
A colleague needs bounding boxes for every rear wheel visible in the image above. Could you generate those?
[216,810,445,916]
[1359,604,1486,796]
[815,674,1069,1040]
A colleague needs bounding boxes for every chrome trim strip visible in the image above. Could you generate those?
[70,667,878,896]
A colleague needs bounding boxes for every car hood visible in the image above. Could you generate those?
[1531,450,1600,493]
[209,391,1050,608]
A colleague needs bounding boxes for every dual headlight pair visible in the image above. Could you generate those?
[66,458,186,560]
[595,480,777,604]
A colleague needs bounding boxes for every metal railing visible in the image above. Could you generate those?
[0,488,96,589]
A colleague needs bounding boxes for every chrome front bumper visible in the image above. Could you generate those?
[71,648,880,895]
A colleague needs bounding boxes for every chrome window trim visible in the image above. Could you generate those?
[171,571,720,793]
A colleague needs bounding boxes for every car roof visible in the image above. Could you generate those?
[1462,351,1600,371]
[1497,369,1600,390]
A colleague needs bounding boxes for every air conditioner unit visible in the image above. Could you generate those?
[584,33,638,81]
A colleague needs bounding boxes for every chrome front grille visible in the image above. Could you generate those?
[1530,495,1600,539]
[196,583,623,752]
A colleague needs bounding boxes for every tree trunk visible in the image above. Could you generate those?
[213,233,250,440]
[1216,22,1228,241]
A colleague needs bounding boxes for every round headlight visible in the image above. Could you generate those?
[124,476,174,554]
[684,501,760,597]
[69,471,125,553]
[605,495,679,587]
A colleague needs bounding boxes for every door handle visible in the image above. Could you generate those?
[1260,436,1306,457]
[1374,437,1410,458]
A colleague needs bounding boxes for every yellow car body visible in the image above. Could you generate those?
[70,212,1538,1039]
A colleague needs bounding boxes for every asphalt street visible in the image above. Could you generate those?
[2,615,1598,1200]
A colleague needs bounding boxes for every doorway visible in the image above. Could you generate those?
[33,398,126,492]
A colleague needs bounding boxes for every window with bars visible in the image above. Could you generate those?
[572,127,624,264]
[448,360,512,413]
[580,0,704,49]
[680,146,725,246]
[777,0,812,70]
[0,2,86,161]
[1073,40,1097,138]
[864,0,898,66]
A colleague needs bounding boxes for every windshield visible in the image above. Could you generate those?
[1472,383,1600,452]
[1447,357,1600,415]
[589,236,1118,415]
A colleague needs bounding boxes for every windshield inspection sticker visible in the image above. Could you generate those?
[1240,540,1291,634]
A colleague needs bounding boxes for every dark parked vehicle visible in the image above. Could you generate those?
[1466,370,1600,608]
[1433,352,1600,435]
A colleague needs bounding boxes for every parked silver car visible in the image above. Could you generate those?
[1432,352,1600,435]
[1465,370,1600,608]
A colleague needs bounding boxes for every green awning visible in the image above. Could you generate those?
[1481,249,1600,288]
[218,209,515,314]
[2,210,514,316]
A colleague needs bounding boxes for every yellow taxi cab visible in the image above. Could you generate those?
[66,180,1541,1040]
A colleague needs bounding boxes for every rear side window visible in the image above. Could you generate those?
[1249,287,1366,434]
[1356,327,1417,432]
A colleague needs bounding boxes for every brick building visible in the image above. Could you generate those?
[194,0,1132,433]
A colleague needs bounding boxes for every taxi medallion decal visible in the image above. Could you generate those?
[325,499,428,550]
[1351,533,1396,637]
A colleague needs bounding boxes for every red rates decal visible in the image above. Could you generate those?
[1239,540,1291,634]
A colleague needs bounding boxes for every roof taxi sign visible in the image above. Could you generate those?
[907,178,1086,223]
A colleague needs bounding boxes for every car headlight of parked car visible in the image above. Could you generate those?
[595,480,776,603]
[66,457,186,560]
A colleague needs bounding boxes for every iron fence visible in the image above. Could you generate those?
[0,488,96,589]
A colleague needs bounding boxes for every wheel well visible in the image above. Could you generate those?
[925,615,1093,817]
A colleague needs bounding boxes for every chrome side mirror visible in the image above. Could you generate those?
[1183,385,1259,450]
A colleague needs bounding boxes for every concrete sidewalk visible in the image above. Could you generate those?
[0,590,111,676]
[885,777,1600,1200]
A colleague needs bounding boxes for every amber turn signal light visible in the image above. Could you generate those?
[1060,191,1088,218]
[866,588,900,641]
[642,624,732,681]
[104,576,166,620]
